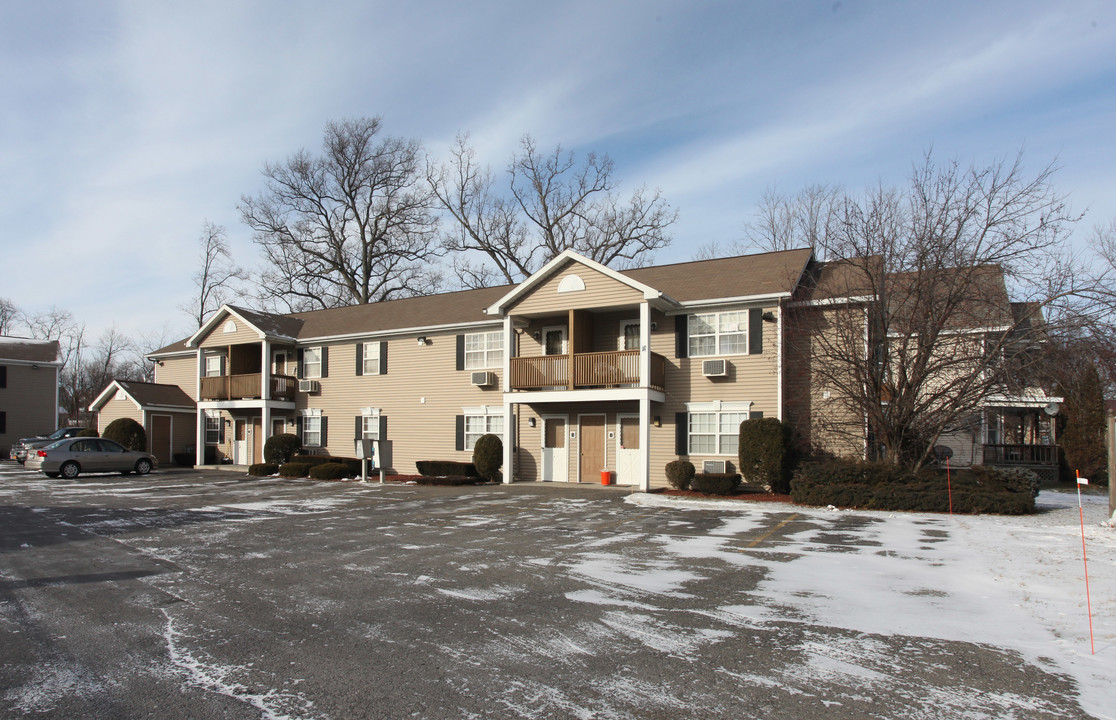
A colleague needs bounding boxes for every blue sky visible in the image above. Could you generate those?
[3,1,1115,341]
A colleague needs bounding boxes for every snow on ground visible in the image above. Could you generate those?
[630,488,1116,719]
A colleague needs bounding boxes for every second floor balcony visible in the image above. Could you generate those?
[199,373,297,402]
[509,350,666,392]
[982,443,1057,466]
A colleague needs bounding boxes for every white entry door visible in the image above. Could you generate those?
[616,414,642,485]
[234,419,248,465]
[541,416,569,482]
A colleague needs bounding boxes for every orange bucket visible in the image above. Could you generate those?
[601,470,612,486]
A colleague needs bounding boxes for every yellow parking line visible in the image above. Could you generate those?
[736,513,800,550]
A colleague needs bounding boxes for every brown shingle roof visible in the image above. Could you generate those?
[0,337,60,363]
[115,381,196,409]
[624,248,813,302]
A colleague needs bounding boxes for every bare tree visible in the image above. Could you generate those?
[432,134,677,288]
[240,117,442,311]
[182,221,246,327]
[741,183,843,256]
[0,298,21,336]
[786,151,1090,470]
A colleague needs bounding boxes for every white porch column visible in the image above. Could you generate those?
[502,400,515,484]
[262,405,272,449]
[503,316,514,392]
[261,340,271,400]
[639,394,651,492]
[195,349,205,466]
[639,301,651,388]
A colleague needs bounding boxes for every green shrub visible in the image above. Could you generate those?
[472,434,503,482]
[291,454,333,468]
[264,433,302,464]
[790,460,1036,515]
[248,463,279,477]
[77,427,100,437]
[416,461,478,477]
[309,462,354,480]
[690,473,742,495]
[414,475,483,486]
[738,417,796,494]
[103,418,147,451]
[665,460,695,490]
[989,466,1040,498]
[278,462,312,478]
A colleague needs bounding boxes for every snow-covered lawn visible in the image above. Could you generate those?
[630,488,1116,719]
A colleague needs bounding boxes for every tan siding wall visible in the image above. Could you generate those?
[0,364,58,453]
[510,264,643,315]
[199,323,261,348]
[298,328,504,472]
[97,392,142,433]
[155,356,198,397]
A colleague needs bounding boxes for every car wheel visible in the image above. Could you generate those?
[135,458,152,475]
[60,461,80,479]
[45,472,59,478]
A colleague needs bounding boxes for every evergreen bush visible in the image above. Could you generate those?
[77,427,100,437]
[264,433,302,464]
[278,462,312,478]
[416,461,478,477]
[103,418,147,452]
[738,417,796,493]
[665,460,695,490]
[690,473,742,495]
[248,463,279,477]
[472,434,503,482]
[309,462,354,480]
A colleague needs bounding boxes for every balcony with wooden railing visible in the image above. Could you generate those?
[509,350,665,392]
[199,374,297,401]
[982,444,1057,466]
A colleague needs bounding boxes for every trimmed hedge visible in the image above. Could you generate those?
[291,454,362,476]
[103,418,147,452]
[738,418,796,494]
[473,434,503,482]
[690,473,742,495]
[264,433,302,464]
[790,460,1036,514]
[665,460,695,490]
[248,463,279,476]
[414,475,484,486]
[279,462,312,478]
[309,462,354,480]
[416,461,479,477]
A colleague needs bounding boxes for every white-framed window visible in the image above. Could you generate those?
[303,415,322,447]
[465,331,503,369]
[273,351,291,376]
[303,347,323,378]
[205,411,221,444]
[362,414,380,440]
[687,401,750,456]
[204,354,224,377]
[363,342,380,376]
[464,407,504,450]
[689,311,748,357]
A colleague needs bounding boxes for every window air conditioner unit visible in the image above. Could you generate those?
[470,371,495,387]
[702,359,728,377]
[703,460,727,474]
[298,379,320,393]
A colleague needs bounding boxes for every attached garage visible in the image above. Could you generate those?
[89,381,196,465]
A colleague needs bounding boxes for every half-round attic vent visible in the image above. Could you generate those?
[557,274,586,293]
[223,320,238,333]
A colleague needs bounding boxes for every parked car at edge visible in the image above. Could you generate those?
[25,437,157,479]
[8,427,91,464]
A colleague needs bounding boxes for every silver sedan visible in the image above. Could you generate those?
[26,437,158,479]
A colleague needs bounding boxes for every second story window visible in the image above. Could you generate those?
[465,332,503,369]
[363,342,380,376]
[689,311,748,357]
[204,354,224,377]
[303,347,323,378]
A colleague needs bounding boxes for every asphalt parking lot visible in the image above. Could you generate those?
[0,462,1096,719]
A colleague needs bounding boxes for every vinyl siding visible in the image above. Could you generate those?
[509,263,644,315]
[199,322,261,348]
[296,328,505,471]
[0,363,58,454]
[154,355,198,397]
[97,391,141,433]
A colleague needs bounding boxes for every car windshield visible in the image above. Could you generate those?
[44,440,68,449]
[48,428,71,439]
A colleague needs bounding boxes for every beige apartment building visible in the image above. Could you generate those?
[132,248,1058,488]
[0,338,61,456]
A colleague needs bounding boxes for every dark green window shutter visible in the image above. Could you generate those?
[320,416,328,447]
[355,344,364,376]
[675,316,688,358]
[379,341,388,375]
[355,415,362,439]
[379,415,387,440]
[456,335,465,371]
[455,415,465,451]
[295,415,303,441]
[749,309,763,354]
[675,412,688,455]
[296,350,304,379]
[320,347,329,378]
[218,417,225,445]
[749,410,764,419]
